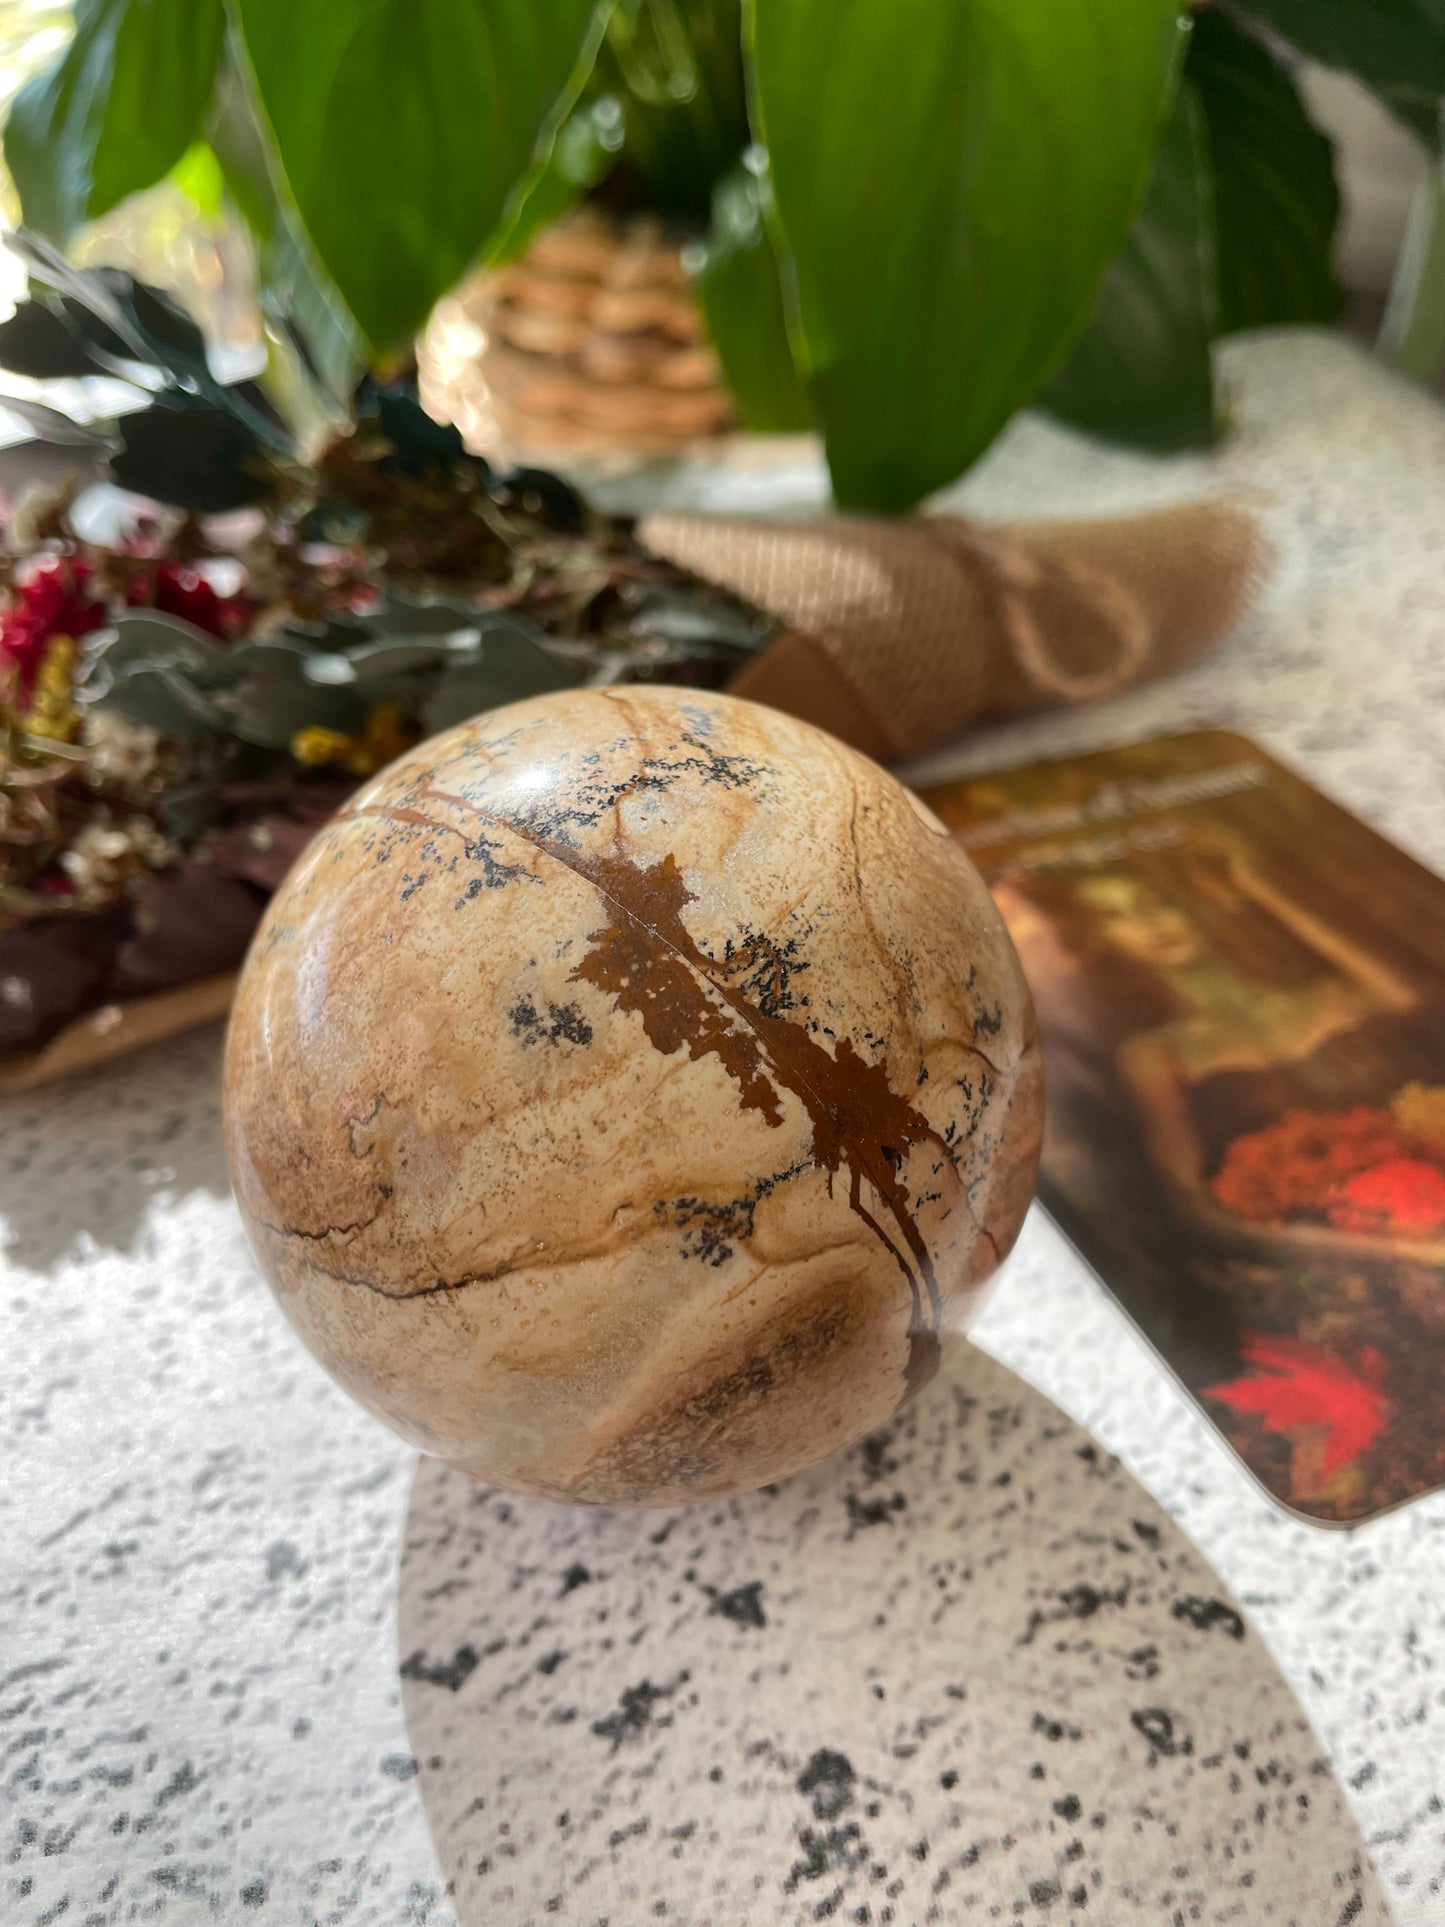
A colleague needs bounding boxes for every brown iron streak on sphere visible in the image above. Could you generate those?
[223,686,1042,1505]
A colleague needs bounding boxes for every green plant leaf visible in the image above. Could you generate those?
[1236,0,1445,102]
[1383,91,1443,149]
[1045,82,1218,451]
[490,97,624,266]
[746,0,1185,509]
[599,0,751,220]
[205,41,366,408]
[4,0,224,241]
[1191,8,1341,333]
[233,0,611,353]
[693,164,811,432]
[169,141,226,220]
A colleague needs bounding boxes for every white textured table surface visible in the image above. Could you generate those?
[3,332,1443,1926]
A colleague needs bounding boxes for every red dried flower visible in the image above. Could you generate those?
[125,560,250,639]
[0,555,107,697]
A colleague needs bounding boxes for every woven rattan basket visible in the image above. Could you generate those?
[419,206,735,459]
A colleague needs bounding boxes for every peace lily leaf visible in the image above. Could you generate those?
[1190,8,1341,333]
[262,216,368,409]
[169,140,226,220]
[491,96,624,267]
[1239,0,1445,102]
[201,42,365,409]
[233,0,613,352]
[5,0,224,241]
[746,0,1185,509]
[1044,84,1217,450]
[693,164,811,433]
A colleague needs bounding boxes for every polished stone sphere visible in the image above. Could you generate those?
[223,687,1042,1504]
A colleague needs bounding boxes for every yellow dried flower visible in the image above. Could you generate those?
[353,703,409,774]
[291,725,354,768]
[291,705,412,776]
[28,635,80,743]
[1393,1082,1445,1153]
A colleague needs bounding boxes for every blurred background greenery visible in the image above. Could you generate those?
[0,1,1440,511]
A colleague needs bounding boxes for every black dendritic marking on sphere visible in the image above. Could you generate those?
[708,924,813,1019]
[343,798,536,901]
[509,998,593,1048]
[1032,1711,1082,1743]
[502,729,775,846]
[655,1193,756,1267]
[655,1160,810,1267]
[455,833,537,901]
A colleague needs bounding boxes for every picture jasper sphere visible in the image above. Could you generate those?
[224,687,1042,1504]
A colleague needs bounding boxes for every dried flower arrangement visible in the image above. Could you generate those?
[0,236,770,1074]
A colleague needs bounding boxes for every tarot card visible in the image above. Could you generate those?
[923,731,1445,1523]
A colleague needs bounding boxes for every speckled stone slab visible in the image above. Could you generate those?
[399,1344,1387,1927]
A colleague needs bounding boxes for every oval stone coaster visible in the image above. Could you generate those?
[398,1344,1388,1927]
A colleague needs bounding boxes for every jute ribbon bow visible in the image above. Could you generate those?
[639,497,1271,762]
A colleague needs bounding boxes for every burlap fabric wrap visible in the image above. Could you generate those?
[639,498,1272,762]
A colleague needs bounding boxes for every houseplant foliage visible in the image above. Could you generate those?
[0,246,770,1062]
[0,0,1377,513]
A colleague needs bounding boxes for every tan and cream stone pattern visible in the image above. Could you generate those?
[223,686,1042,1503]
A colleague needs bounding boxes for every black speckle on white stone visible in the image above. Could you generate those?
[396,1347,1390,1926]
